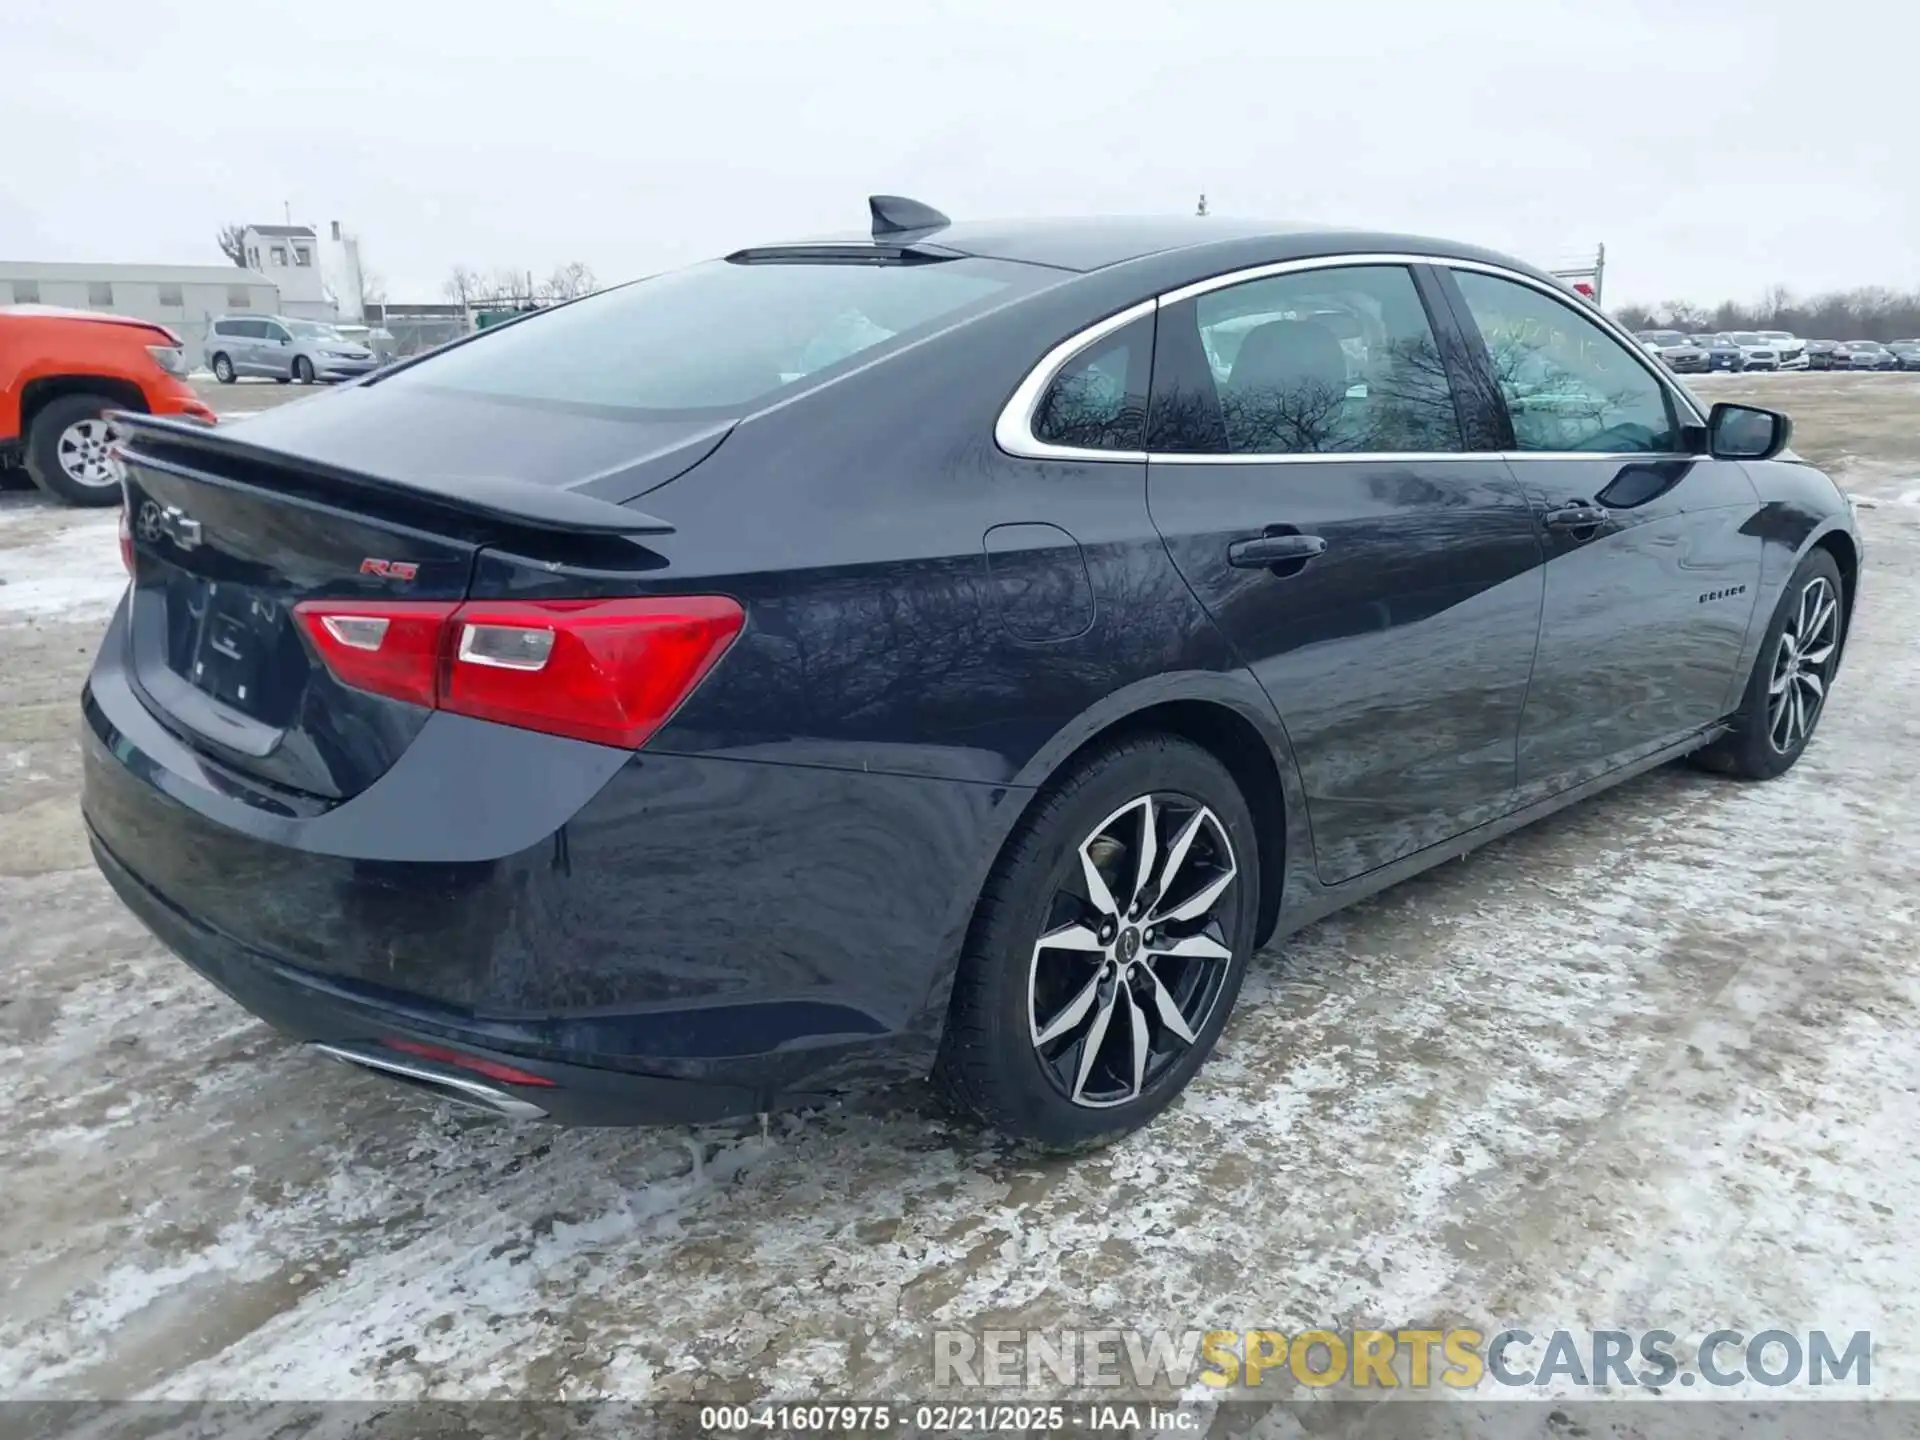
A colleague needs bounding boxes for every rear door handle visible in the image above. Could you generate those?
[1227,533,1328,569]
[1544,502,1608,533]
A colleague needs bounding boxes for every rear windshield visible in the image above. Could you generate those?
[379,256,1036,416]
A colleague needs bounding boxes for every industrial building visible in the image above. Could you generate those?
[0,262,280,359]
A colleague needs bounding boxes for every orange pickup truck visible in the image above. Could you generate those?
[0,305,217,506]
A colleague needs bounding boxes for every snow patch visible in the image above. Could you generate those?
[0,507,125,624]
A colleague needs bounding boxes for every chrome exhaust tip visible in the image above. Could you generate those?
[312,1043,549,1120]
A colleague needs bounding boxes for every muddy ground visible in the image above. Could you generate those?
[3,373,1918,1418]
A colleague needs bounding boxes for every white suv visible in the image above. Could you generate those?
[1758,330,1808,370]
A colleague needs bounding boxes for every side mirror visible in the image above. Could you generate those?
[1707,402,1791,461]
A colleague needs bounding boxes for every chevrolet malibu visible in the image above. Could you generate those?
[84,200,1861,1151]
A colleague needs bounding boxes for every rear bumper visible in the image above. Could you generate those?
[89,828,772,1124]
[81,598,1018,1124]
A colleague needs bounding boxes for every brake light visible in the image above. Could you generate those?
[292,596,744,749]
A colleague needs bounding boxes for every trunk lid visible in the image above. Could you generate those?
[112,414,685,802]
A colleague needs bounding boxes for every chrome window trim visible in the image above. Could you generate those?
[1154,449,1702,467]
[994,251,1704,463]
[994,297,1155,462]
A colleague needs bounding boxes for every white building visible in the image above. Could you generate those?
[0,262,281,359]
[239,223,335,320]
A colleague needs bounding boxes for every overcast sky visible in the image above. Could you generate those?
[1,0,1905,307]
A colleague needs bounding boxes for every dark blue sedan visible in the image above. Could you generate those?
[1689,333,1747,371]
[84,198,1863,1151]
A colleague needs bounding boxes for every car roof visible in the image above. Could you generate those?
[773,214,1547,277]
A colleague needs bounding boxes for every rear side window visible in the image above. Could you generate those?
[1150,264,1463,455]
[381,257,1036,415]
[1032,316,1152,451]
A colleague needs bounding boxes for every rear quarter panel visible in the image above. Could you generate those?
[607,271,1312,1018]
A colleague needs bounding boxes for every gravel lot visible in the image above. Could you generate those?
[3,374,1918,1410]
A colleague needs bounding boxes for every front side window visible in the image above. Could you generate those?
[1032,316,1151,451]
[1151,264,1463,455]
[381,256,1033,416]
[265,323,290,342]
[1450,270,1677,454]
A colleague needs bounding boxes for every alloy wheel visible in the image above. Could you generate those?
[1027,793,1238,1109]
[55,418,118,489]
[1768,576,1839,754]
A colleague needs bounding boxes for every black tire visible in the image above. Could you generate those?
[292,355,314,384]
[210,353,235,384]
[934,733,1261,1152]
[1693,548,1845,780]
[22,393,129,507]
[274,376,290,385]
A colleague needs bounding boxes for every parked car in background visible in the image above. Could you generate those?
[0,303,215,506]
[1837,341,1898,372]
[203,315,379,385]
[84,201,1862,1151]
[1726,332,1781,371]
[1758,331,1808,370]
[1888,341,1920,372]
[1689,334,1747,372]
[1805,340,1839,370]
[1635,331,1709,373]
[330,323,399,365]
[1635,330,1704,370]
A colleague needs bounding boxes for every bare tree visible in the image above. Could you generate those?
[443,265,485,305]
[536,261,598,303]
[1619,282,1920,342]
[216,224,249,268]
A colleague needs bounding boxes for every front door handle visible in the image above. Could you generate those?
[1544,501,1608,533]
[1227,533,1328,569]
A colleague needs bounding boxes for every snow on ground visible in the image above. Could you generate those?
[2,374,1918,1414]
[0,497,124,624]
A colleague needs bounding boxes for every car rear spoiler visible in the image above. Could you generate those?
[109,412,676,536]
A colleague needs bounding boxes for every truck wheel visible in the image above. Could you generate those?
[23,394,128,507]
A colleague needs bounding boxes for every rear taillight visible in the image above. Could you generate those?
[292,596,744,750]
